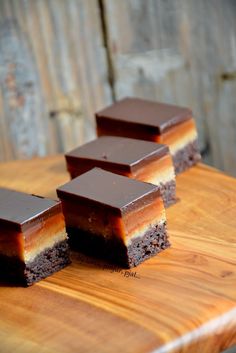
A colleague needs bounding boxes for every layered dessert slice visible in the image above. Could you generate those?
[65,136,176,207]
[57,168,170,268]
[0,188,70,286]
[96,97,201,174]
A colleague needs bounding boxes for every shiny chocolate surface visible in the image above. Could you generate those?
[57,168,160,215]
[96,97,192,134]
[65,136,168,173]
[0,187,61,231]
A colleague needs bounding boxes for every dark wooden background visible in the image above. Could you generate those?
[0,0,236,176]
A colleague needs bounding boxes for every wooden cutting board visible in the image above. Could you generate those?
[0,156,235,353]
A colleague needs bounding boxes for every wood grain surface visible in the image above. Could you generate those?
[0,156,236,353]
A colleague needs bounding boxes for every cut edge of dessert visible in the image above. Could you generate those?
[57,168,170,268]
[65,136,176,207]
[95,97,201,174]
[0,187,70,286]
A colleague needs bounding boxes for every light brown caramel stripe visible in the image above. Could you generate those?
[0,156,235,353]
[0,212,67,263]
[61,196,165,246]
[24,212,67,263]
[155,118,197,155]
[133,153,175,185]
[123,197,166,245]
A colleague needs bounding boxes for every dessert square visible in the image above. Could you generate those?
[57,168,170,268]
[95,97,201,174]
[65,136,176,207]
[0,188,70,286]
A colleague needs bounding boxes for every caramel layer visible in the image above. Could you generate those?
[24,212,67,263]
[62,200,125,240]
[69,153,174,189]
[155,118,197,155]
[132,153,175,186]
[123,197,166,245]
[0,229,24,258]
[0,213,67,263]
[61,196,165,247]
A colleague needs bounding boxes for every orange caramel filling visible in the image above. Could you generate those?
[122,197,166,245]
[23,212,67,262]
[61,200,125,240]
[0,229,24,259]
[132,153,175,185]
[61,196,165,247]
[68,154,174,189]
[154,118,197,154]
[0,213,67,263]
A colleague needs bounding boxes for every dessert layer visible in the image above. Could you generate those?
[132,153,175,186]
[23,213,68,263]
[97,124,156,142]
[67,221,169,268]
[24,240,70,286]
[159,180,176,207]
[155,118,197,155]
[0,187,61,231]
[0,212,67,263]
[0,240,70,286]
[61,200,125,240]
[97,116,197,158]
[0,230,24,258]
[173,139,201,174]
[96,97,192,134]
[62,195,165,247]
[57,168,159,215]
[126,222,170,267]
[68,164,131,180]
[66,136,168,177]
[123,197,166,245]
[68,147,172,185]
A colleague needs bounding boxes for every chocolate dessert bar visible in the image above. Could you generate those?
[96,97,201,174]
[57,168,169,268]
[65,136,176,207]
[0,188,70,286]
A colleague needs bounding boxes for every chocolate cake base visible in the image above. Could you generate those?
[173,139,201,175]
[0,240,70,286]
[159,180,176,208]
[68,222,170,268]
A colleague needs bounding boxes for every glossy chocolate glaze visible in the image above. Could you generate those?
[57,168,160,215]
[96,97,192,134]
[65,136,169,174]
[0,187,61,231]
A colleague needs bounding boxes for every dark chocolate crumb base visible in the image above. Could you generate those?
[24,240,70,286]
[0,240,70,287]
[68,222,170,269]
[172,139,201,175]
[159,180,176,208]
[126,222,169,268]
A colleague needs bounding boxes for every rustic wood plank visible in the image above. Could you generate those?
[103,0,236,175]
[0,0,112,161]
[0,156,236,353]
